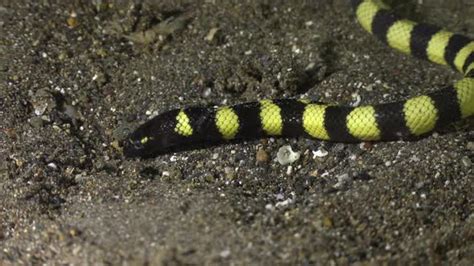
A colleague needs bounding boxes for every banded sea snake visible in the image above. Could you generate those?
[122,0,474,158]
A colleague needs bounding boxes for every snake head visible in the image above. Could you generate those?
[121,109,192,158]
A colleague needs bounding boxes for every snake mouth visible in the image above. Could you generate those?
[121,138,145,158]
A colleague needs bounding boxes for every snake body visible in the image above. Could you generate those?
[123,0,474,158]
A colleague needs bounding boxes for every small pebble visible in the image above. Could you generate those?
[350,93,361,107]
[202,87,212,98]
[359,142,373,150]
[219,249,231,258]
[275,197,294,208]
[31,88,55,116]
[47,162,57,170]
[461,156,471,168]
[256,148,269,163]
[335,173,352,188]
[224,167,235,180]
[265,204,274,211]
[277,145,300,165]
[28,116,44,128]
[467,142,474,151]
[322,216,333,228]
[305,62,315,71]
[312,148,328,158]
[67,11,78,28]
[286,165,293,175]
[205,27,220,42]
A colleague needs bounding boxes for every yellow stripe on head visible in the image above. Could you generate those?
[467,63,474,77]
[215,106,239,139]
[346,106,381,140]
[140,136,150,144]
[355,0,389,33]
[466,62,474,78]
[175,110,193,136]
[454,77,474,118]
[386,20,416,55]
[454,42,474,74]
[260,100,283,136]
[403,96,438,135]
[427,31,453,66]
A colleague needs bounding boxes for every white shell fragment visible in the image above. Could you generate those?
[312,147,329,158]
[277,145,300,165]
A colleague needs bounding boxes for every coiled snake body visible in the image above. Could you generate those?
[123,0,474,158]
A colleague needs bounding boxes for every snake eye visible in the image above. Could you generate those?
[129,139,144,150]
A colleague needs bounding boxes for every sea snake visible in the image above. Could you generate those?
[122,0,474,158]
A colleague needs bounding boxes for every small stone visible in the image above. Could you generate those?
[205,27,220,42]
[461,156,471,168]
[58,51,68,61]
[286,165,293,175]
[67,11,78,28]
[335,173,352,188]
[219,248,231,258]
[350,92,361,107]
[31,88,55,116]
[204,175,215,183]
[224,167,235,180]
[359,142,373,150]
[74,173,88,183]
[275,197,294,208]
[162,166,183,180]
[322,216,333,228]
[277,145,300,165]
[305,62,315,71]
[29,116,44,128]
[92,70,107,86]
[256,148,269,163]
[467,142,474,151]
[110,140,121,151]
[410,155,420,162]
[309,169,320,177]
[312,148,328,158]
[63,104,81,123]
[3,128,17,140]
[202,87,212,98]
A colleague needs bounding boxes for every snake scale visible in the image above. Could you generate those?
[122,0,474,158]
